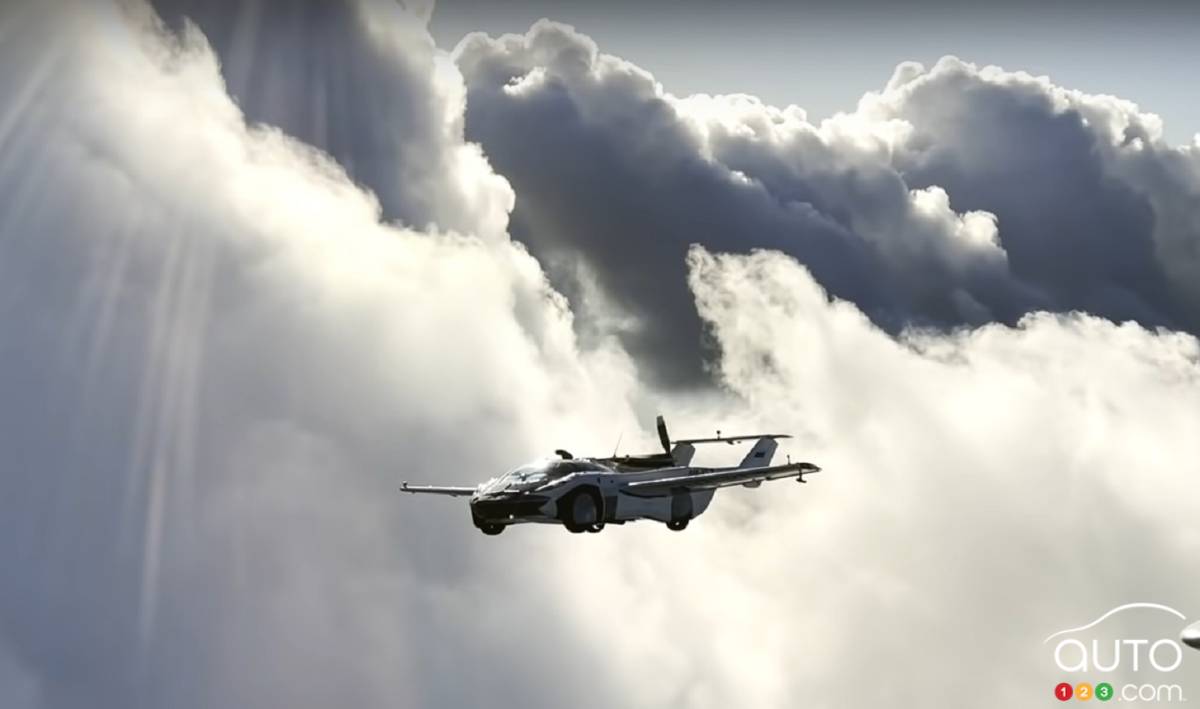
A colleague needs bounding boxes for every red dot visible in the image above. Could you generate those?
[1055,682,1074,701]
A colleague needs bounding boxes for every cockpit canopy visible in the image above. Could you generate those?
[483,458,609,494]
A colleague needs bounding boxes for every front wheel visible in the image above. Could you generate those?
[478,523,504,536]
[666,518,689,531]
[585,522,605,533]
[561,487,601,533]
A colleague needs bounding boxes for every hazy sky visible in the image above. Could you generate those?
[431,0,1200,145]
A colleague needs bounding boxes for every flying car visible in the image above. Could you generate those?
[400,416,820,535]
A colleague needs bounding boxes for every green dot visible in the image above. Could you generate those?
[1096,683,1113,702]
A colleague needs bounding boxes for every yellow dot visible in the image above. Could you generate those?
[1075,683,1093,701]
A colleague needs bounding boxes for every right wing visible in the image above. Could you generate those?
[625,462,820,494]
[400,482,476,497]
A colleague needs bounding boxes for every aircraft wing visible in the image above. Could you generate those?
[400,482,476,497]
[625,462,820,493]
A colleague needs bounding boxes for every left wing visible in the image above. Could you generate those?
[625,462,820,494]
[400,482,476,497]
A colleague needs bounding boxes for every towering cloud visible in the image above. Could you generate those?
[2,4,1200,709]
[455,22,1200,386]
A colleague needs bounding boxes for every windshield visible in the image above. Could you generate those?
[482,458,608,493]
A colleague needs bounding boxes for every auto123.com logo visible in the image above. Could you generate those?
[1046,603,1200,703]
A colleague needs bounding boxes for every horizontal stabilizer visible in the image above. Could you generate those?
[673,433,791,445]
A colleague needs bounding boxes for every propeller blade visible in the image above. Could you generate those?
[657,414,670,453]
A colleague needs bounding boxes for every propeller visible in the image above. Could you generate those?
[656,414,670,453]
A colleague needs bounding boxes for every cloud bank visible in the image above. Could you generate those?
[2,4,1200,709]
[455,21,1200,385]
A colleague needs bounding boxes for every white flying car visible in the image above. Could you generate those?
[400,416,820,535]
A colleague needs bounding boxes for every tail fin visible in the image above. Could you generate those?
[738,437,778,468]
[658,414,696,465]
[671,443,696,466]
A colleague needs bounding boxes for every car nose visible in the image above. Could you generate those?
[470,493,550,520]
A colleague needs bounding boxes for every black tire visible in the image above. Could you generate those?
[666,518,689,531]
[478,523,504,536]
[585,522,605,533]
[560,487,602,533]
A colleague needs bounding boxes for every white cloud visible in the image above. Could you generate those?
[681,246,1200,706]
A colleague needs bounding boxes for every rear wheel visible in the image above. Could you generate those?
[586,523,605,533]
[666,518,689,531]
[561,487,601,533]
[477,523,504,536]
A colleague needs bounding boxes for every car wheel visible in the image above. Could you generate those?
[666,518,689,531]
[561,487,601,533]
[478,523,504,536]
[586,522,605,533]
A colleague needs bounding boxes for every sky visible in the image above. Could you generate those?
[2,1,1200,708]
